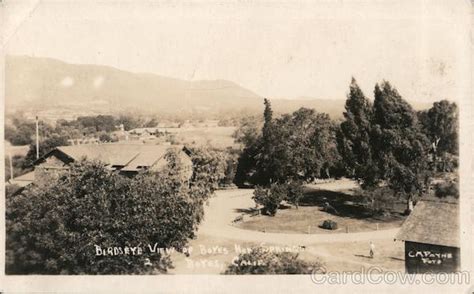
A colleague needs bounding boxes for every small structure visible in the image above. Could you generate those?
[395,200,460,273]
[128,127,160,136]
[110,123,129,141]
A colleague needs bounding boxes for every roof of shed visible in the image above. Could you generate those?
[395,200,459,248]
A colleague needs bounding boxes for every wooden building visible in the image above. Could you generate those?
[395,200,460,273]
[13,144,193,186]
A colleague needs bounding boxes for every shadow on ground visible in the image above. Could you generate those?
[234,204,292,216]
[300,188,405,222]
[354,254,373,259]
[231,187,406,224]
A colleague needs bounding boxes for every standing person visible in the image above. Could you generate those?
[369,241,375,258]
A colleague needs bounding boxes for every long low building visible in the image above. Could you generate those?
[11,143,193,186]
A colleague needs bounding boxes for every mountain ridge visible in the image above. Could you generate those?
[5,55,431,119]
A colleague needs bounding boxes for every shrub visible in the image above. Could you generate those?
[224,247,324,274]
[98,132,113,142]
[5,124,35,146]
[434,181,459,199]
[5,155,28,182]
[286,181,304,208]
[189,147,227,194]
[322,220,338,230]
[435,153,458,172]
[220,150,239,187]
[356,186,399,215]
[5,184,22,198]
[252,183,287,216]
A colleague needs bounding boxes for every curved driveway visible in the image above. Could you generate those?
[199,183,399,246]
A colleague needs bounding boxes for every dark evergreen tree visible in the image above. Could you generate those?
[337,78,374,184]
[369,81,431,213]
[258,98,276,183]
[262,98,273,139]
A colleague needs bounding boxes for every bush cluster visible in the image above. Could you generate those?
[252,181,304,216]
[224,247,324,274]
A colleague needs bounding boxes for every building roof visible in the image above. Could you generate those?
[395,200,459,248]
[120,147,170,171]
[9,171,36,187]
[51,144,188,172]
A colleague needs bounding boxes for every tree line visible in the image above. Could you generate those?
[5,113,159,147]
[234,78,458,214]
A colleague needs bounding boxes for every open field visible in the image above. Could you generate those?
[5,144,29,157]
[166,126,238,149]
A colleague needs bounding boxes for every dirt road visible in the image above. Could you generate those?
[169,180,404,274]
[199,188,398,246]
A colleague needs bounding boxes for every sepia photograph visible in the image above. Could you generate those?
[0,0,472,292]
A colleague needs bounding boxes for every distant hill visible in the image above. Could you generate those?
[5,56,261,115]
[5,56,431,120]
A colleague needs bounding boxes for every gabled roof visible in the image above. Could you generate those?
[42,144,188,172]
[57,145,140,167]
[395,200,459,248]
[119,146,173,171]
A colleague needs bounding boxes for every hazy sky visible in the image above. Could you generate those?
[2,0,471,102]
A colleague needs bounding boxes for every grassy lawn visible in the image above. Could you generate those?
[236,186,406,234]
[236,206,405,234]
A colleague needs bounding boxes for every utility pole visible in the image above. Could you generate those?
[9,152,14,181]
[35,116,40,159]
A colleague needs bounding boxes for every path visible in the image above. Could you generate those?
[198,184,398,246]
[169,180,403,274]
